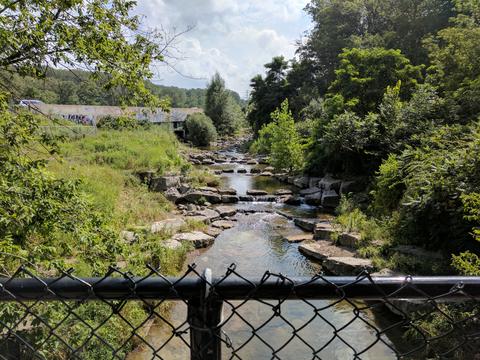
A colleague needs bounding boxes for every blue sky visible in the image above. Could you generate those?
[134,0,312,97]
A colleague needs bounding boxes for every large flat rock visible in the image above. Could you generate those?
[172,231,214,249]
[299,241,356,261]
[179,191,222,205]
[314,223,336,240]
[284,234,314,243]
[322,257,374,275]
[162,239,182,250]
[338,232,361,248]
[151,218,186,234]
[215,206,237,217]
[211,220,236,230]
[294,218,319,232]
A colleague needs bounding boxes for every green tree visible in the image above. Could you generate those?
[424,2,480,121]
[185,113,217,147]
[247,57,291,134]
[268,100,304,173]
[205,72,242,135]
[328,48,423,115]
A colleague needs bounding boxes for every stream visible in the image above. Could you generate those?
[129,149,397,359]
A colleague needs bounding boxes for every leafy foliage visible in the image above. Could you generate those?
[252,100,304,173]
[327,48,423,115]
[96,115,151,130]
[185,113,218,147]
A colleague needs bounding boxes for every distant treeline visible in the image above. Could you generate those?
[1,68,244,108]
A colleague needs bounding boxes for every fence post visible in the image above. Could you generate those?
[187,268,223,360]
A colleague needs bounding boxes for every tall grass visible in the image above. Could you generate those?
[49,127,187,230]
[61,127,187,172]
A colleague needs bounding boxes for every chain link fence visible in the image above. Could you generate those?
[0,264,478,359]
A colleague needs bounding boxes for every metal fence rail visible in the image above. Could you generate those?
[0,264,479,359]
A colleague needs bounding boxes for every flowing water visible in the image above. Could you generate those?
[129,150,397,359]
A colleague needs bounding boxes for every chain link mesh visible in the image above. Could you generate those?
[0,264,478,359]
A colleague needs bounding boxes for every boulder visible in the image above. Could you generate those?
[204,227,223,238]
[247,189,268,196]
[294,218,318,232]
[193,209,220,223]
[264,166,275,172]
[338,232,361,248]
[260,172,273,177]
[299,241,356,261]
[246,160,257,165]
[318,175,342,192]
[284,233,314,243]
[150,176,180,192]
[211,220,236,230]
[305,192,323,206]
[179,191,222,205]
[321,189,341,209]
[293,177,310,189]
[172,231,214,249]
[222,168,235,173]
[201,159,216,165]
[221,195,239,204]
[237,168,248,174]
[322,257,374,275]
[163,239,182,250]
[219,188,237,195]
[250,168,262,174]
[274,189,293,196]
[215,206,237,217]
[314,223,336,241]
[164,187,181,202]
[151,218,186,234]
[214,170,223,175]
[239,195,254,202]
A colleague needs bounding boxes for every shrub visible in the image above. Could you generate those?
[185,113,217,147]
[97,115,151,130]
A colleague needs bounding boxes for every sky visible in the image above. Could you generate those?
[134,0,312,98]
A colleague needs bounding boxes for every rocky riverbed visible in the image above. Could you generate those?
[127,138,419,359]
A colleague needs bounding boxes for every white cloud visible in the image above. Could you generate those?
[134,0,311,97]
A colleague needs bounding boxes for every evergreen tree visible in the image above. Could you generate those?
[205,72,241,135]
